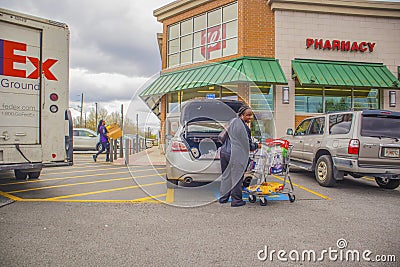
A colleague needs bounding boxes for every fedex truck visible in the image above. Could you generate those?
[0,8,73,180]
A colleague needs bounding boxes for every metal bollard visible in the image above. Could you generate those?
[114,139,118,160]
[109,140,113,162]
[124,139,129,165]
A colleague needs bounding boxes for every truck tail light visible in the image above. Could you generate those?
[348,139,360,155]
[170,141,188,152]
[50,93,58,101]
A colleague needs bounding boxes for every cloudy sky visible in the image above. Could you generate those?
[1,0,170,129]
[1,0,399,130]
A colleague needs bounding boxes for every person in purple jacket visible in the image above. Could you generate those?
[93,119,110,162]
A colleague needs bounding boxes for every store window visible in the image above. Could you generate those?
[353,88,379,110]
[295,87,380,114]
[295,87,323,113]
[167,2,238,68]
[251,85,274,140]
[168,92,181,113]
[325,88,352,112]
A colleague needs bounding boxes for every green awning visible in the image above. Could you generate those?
[140,57,287,97]
[292,59,399,88]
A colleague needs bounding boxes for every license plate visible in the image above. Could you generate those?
[383,147,400,158]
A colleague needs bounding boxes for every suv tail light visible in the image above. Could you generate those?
[348,139,360,155]
[170,140,188,152]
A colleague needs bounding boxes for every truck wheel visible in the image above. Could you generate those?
[166,175,178,189]
[315,155,336,187]
[14,170,27,180]
[375,178,400,189]
[28,171,41,179]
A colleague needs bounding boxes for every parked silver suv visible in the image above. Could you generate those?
[285,110,400,189]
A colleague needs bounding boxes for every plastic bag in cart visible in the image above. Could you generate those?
[265,139,291,174]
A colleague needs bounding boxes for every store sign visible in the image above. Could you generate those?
[206,93,215,99]
[201,24,226,58]
[306,38,375,53]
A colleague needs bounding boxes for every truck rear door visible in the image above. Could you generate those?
[0,21,41,146]
[0,18,44,167]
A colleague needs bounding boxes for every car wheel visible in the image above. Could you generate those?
[14,170,27,180]
[166,175,178,189]
[315,155,336,187]
[375,177,400,189]
[28,171,41,179]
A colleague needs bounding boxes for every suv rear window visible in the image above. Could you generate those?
[329,113,353,135]
[361,115,400,139]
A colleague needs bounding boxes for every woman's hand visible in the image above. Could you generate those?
[257,143,262,149]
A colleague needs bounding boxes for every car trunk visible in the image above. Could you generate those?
[180,99,242,159]
[358,110,400,168]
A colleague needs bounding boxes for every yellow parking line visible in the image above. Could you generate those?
[18,193,167,203]
[272,175,331,200]
[42,165,165,176]
[166,188,174,203]
[6,172,166,194]
[47,181,166,200]
[0,167,166,186]
[0,190,22,201]
[41,166,128,176]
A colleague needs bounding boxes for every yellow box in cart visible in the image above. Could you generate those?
[106,123,123,139]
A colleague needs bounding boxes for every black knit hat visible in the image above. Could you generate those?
[238,105,251,116]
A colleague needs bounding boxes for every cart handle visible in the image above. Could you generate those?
[265,138,290,149]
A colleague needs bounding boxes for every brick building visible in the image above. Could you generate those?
[140,0,400,152]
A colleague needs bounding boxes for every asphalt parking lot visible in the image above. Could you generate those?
[0,150,399,266]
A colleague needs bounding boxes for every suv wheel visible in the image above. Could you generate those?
[315,155,336,187]
[375,177,400,189]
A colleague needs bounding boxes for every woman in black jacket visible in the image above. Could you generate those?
[219,105,260,207]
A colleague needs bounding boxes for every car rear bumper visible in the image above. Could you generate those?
[166,156,221,182]
[333,156,400,178]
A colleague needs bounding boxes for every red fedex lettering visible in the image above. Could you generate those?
[27,57,58,80]
[1,39,58,80]
[3,40,26,78]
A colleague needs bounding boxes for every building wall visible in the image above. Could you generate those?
[275,10,400,137]
[240,0,274,58]
[161,0,236,71]
[161,0,275,72]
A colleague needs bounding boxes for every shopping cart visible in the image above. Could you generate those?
[243,138,295,206]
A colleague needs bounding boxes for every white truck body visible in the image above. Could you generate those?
[0,8,72,179]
